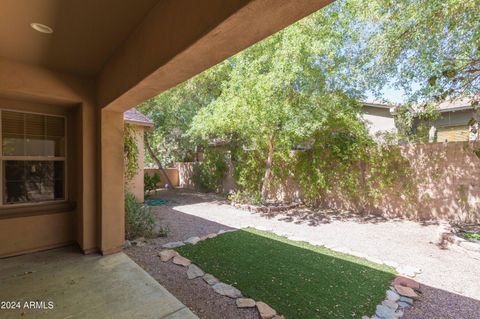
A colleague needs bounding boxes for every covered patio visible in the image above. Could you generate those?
[0,246,197,318]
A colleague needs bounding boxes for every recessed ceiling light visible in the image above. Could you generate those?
[30,23,53,34]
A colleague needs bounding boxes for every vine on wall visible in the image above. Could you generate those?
[124,124,139,183]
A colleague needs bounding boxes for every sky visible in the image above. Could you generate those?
[366,87,408,104]
[365,80,423,105]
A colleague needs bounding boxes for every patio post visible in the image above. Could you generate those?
[99,109,125,255]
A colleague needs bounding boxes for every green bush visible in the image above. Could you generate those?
[192,148,227,192]
[231,148,265,194]
[144,172,161,196]
[125,192,155,240]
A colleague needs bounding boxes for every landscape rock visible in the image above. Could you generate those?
[386,289,400,302]
[399,296,413,305]
[236,298,256,308]
[202,273,220,285]
[172,255,191,267]
[393,276,420,291]
[398,301,411,308]
[375,304,397,319]
[382,299,398,310]
[212,283,242,298]
[158,249,178,262]
[187,264,205,279]
[394,284,420,299]
[256,301,277,319]
[204,233,217,239]
[184,236,201,245]
[124,240,132,248]
[162,241,185,249]
[132,238,147,247]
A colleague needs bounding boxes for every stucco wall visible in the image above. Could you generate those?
[126,125,146,202]
[0,57,97,257]
[176,142,480,224]
[271,142,480,224]
[145,168,180,188]
[176,161,235,192]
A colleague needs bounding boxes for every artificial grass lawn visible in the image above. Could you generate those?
[177,228,395,319]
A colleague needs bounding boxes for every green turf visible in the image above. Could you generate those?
[177,228,395,319]
[463,232,480,240]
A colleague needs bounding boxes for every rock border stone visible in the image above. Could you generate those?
[159,227,422,319]
[436,223,480,253]
[159,228,284,318]
[363,276,421,319]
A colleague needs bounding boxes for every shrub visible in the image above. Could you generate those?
[157,226,170,237]
[144,172,161,196]
[125,192,155,240]
[192,148,227,192]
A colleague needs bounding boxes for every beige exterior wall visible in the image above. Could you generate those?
[0,58,126,257]
[176,161,235,192]
[270,142,480,224]
[126,125,146,202]
[362,105,396,136]
[437,125,470,142]
[177,142,480,224]
[0,58,98,257]
[145,168,180,188]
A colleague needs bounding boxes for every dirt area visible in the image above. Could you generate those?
[126,189,480,319]
[125,190,259,319]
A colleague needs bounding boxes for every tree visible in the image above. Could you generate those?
[138,61,232,167]
[188,8,370,202]
[353,0,480,104]
[141,0,479,203]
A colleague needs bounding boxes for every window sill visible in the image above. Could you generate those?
[0,201,76,219]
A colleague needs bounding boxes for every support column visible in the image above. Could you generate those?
[99,109,125,255]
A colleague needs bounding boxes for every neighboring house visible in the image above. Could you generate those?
[360,101,397,137]
[360,99,479,143]
[427,98,479,142]
[124,108,154,203]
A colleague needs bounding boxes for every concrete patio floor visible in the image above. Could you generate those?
[0,246,198,319]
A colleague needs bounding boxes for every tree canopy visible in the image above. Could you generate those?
[138,0,479,201]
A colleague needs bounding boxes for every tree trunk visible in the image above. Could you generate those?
[260,136,274,204]
[144,134,175,189]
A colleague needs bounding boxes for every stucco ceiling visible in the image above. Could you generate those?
[0,0,160,76]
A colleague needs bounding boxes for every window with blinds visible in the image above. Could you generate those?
[1,110,66,205]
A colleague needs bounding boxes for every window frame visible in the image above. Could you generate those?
[0,109,68,207]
